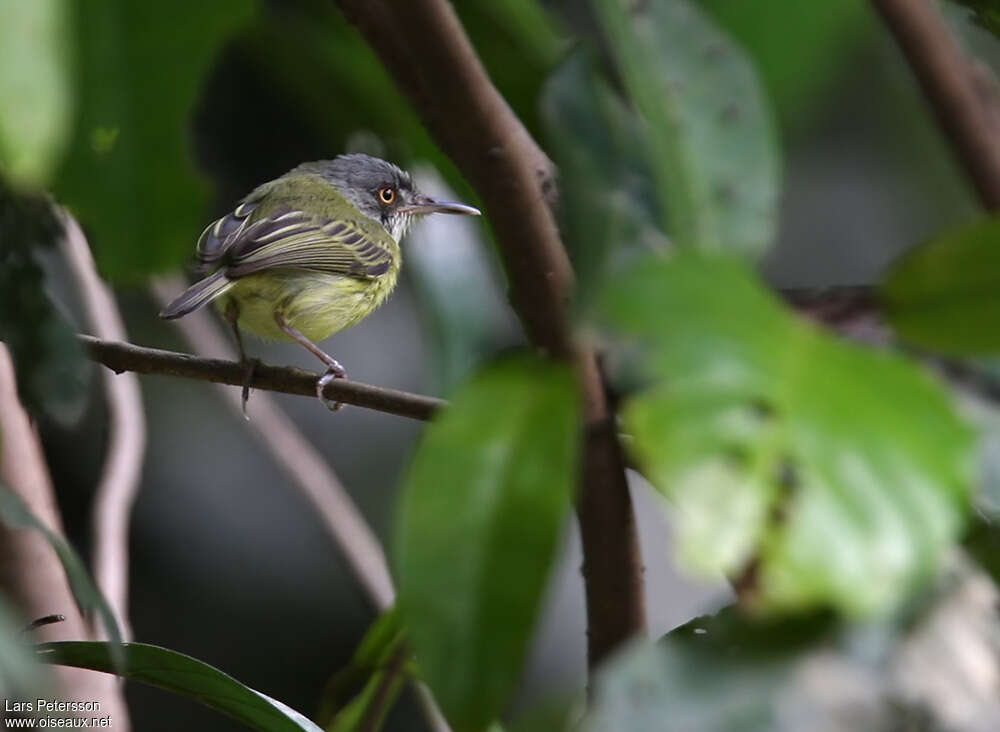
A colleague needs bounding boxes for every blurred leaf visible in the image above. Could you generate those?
[0,184,89,423]
[696,0,869,136]
[883,217,1000,356]
[0,596,47,698]
[592,0,780,258]
[54,0,254,280]
[589,554,1000,731]
[396,357,579,732]
[541,51,667,310]
[0,483,122,657]
[0,0,73,188]
[603,251,974,616]
[406,171,521,392]
[36,641,325,732]
[951,0,1000,38]
[318,608,409,731]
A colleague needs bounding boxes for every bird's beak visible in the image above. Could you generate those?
[400,195,481,216]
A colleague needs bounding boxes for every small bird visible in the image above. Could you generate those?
[159,154,480,410]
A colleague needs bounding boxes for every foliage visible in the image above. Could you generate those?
[36,641,325,732]
[602,252,974,614]
[0,184,89,423]
[0,0,73,189]
[951,0,1000,39]
[395,356,579,732]
[882,216,1000,355]
[592,0,781,257]
[317,609,408,732]
[53,0,255,281]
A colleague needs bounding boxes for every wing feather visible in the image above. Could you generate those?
[215,209,393,280]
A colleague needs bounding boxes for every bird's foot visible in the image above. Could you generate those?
[240,357,261,420]
[316,361,347,411]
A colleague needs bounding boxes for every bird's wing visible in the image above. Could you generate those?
[218,207,394,280]
[195,190,267,270]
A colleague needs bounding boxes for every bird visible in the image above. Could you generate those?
[159,153,481,411]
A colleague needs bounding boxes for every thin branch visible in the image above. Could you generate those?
[335,0,646,668]
[0,345,131,729]
[58,212,145,642]
[872,0,1000,209]
[81,335,444,422]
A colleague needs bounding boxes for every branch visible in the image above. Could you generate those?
[59,211,145,642]
[81,335,444,422]
[335,0,645,668]
[872,0,1000,209]
[0,345,131,729]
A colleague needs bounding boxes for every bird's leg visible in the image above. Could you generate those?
[273,311,347,411]
[225,300,257,418]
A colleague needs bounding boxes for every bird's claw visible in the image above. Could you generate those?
[316,362,347,411]
[240,358,261,420]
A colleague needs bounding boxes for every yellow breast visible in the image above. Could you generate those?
[218,262,400,343]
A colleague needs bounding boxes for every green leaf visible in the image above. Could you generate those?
[36,641,324,732]
[0,185,90,423]
[882,216,1000,356]
[591,0,780,258]
[0,484,122,654]
[0,0,73,189]
[696,0,869,136]
[396,357,579,732]
[318,608,409,731]
[540,51,668,310]
[54,0,254,280]
[603,251,974,615]
[589,554,1000,731]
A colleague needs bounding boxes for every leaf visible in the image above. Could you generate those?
[395,357,579,732]
[697,0,869,135]
[882,216,1000,356]
[36,641,325,732]
[591,0,780,258]
[603,251,974,615]
[0,184,90,423]
[0,0,73,189]
[54,0,254,280]
[317,608,409,731]
[0,484,122,655]
[588,554,1000,731]
[540,51,668,310]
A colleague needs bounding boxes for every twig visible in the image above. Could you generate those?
[58,212,145,642]
[872,0,1000,209]
[335,0,646,668]
[81,335,444,422]
[0,345,131,729]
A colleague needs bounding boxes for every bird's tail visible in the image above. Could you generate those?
[158,271,234,319]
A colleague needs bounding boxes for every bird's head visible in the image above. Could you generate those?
[295,154,480,241]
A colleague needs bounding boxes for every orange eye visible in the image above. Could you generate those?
[378,186,395,204]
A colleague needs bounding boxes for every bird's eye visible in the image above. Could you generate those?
[378,186,396,205]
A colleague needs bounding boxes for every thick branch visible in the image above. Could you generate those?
[335,0,645,666]
[872,0,1000,209]
[81,336,444,422]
